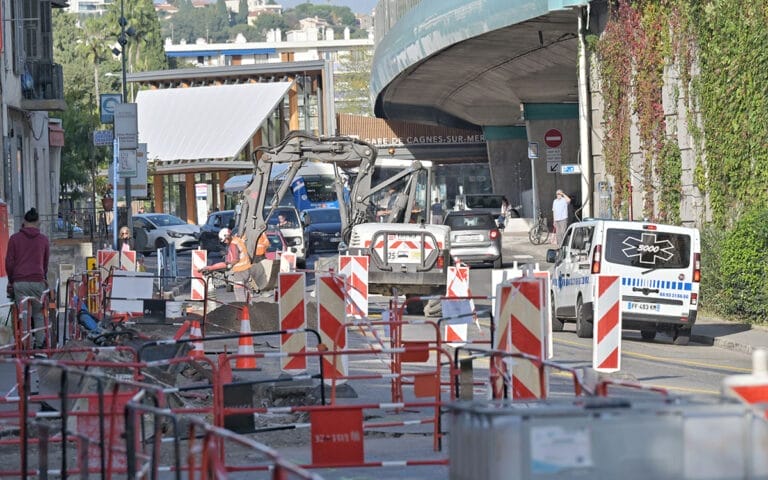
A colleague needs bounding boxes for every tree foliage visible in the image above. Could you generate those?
[52,1,166,199]
[592,0,768,322]
[160,3,366,43]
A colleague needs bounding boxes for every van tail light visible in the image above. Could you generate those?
[692,252,701,283]
[437,255,445,269]
[690,292,698,306]
[490,229,499,240]
[591,244,602,274]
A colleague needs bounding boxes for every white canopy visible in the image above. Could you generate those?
[136,82,293,162]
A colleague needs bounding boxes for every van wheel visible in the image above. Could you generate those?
[640,330,657,341]
[673,327,691,346]
[575,298,592,338]
[551,293,564,332]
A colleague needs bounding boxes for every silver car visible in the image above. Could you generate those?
[132,213,200,253]
[444,211,503,268]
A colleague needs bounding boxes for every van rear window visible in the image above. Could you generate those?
[604,229,690,269]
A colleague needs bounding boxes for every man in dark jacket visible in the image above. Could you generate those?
[6,208,50,349]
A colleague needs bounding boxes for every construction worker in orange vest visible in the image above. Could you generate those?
[200,227,269,301]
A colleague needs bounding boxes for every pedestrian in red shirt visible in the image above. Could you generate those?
[6,208,50,349]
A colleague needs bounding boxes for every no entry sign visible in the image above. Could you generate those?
[544,129,563,148]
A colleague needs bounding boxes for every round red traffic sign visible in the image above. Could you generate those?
[544,129,563,148]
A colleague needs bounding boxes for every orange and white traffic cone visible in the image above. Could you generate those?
[235,306,257,369]
[189,320,205,359]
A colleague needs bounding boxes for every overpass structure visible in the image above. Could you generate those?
[370,0,599,219]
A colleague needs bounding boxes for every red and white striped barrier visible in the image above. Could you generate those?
[533,270,553,359]
[97,249,118,276]
[279,252,297,273]
[723,349,768,410]
[492,281,515,398]
[339,255,368,319]
[444,265,473,344]
[593,275,622,372]
[191,250,207,301]
[508,275,547,399]
[120,249,137,271]
[316,273,347,383]
[279,272,307,373]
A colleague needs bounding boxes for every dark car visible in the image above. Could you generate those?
[199,210,236,253]
[444,211,502,268]
[301,207,342,254]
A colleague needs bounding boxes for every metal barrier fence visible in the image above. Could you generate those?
[36,208,128,242]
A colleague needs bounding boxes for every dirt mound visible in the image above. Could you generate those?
[203,299,319,333]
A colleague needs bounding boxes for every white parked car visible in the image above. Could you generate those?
[132,213,200,253]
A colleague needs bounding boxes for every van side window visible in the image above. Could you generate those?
[560,227,573,252]
[572,226,594,253]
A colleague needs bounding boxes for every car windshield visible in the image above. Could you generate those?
[604,228,691,269]
[465,195,503,209]
[266,209,299,226]
[146,214,186,227]
[309,209,341,223]
[445,214,495,229]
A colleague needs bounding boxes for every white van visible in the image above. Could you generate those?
[546,220,700,345]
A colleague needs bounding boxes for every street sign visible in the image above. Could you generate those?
[114,103,138,150]
[100,93,122,124]
[545,129,563,148]
[528,142,539,159]
[547,161,560,173]
[561,164,582,175]
[93,129,114,147]
[119,149,137,178]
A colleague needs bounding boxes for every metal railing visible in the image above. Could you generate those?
[37,207,128,242]
[22,60,64,101]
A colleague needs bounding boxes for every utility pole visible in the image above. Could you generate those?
[118,0,132,242]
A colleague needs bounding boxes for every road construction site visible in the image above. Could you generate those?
[1,230,767,479]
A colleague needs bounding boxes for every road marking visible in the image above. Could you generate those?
[555,337,752,373]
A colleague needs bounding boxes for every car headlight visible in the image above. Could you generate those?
[286,236,303,246]
[309,231,324,237]
[168,230,185,238]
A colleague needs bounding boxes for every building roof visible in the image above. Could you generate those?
[136,81,293,163]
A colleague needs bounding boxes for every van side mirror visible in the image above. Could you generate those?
[546,249,558,263]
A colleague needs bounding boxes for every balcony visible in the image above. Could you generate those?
[21,60,66,111]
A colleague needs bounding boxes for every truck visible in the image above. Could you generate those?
[235,132,450,314]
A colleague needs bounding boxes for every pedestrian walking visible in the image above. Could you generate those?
[498,196,511,229]
[6,208,50,349]
[431,197,444,224]
[552,189,571,246]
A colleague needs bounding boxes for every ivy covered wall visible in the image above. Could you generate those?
[588,0,768,228]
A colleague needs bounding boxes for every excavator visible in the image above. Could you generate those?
[236,131,450,315]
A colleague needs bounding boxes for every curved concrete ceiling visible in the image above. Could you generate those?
[372,5,585,129]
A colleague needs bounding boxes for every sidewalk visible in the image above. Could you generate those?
[500,228,768,356]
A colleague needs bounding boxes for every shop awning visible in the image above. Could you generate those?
[136,81,293,162]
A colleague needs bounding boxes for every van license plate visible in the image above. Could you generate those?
[626,301,660,312]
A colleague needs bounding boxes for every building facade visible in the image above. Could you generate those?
[0,0,67,233]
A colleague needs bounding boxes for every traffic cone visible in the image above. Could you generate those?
[189,320,205,358]
[235,307,257,369]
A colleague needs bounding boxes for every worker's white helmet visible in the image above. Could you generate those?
[218,228,231,242]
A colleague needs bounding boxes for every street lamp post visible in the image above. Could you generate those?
[118,0,132,244]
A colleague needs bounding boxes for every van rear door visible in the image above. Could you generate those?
[603,226,698,325]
